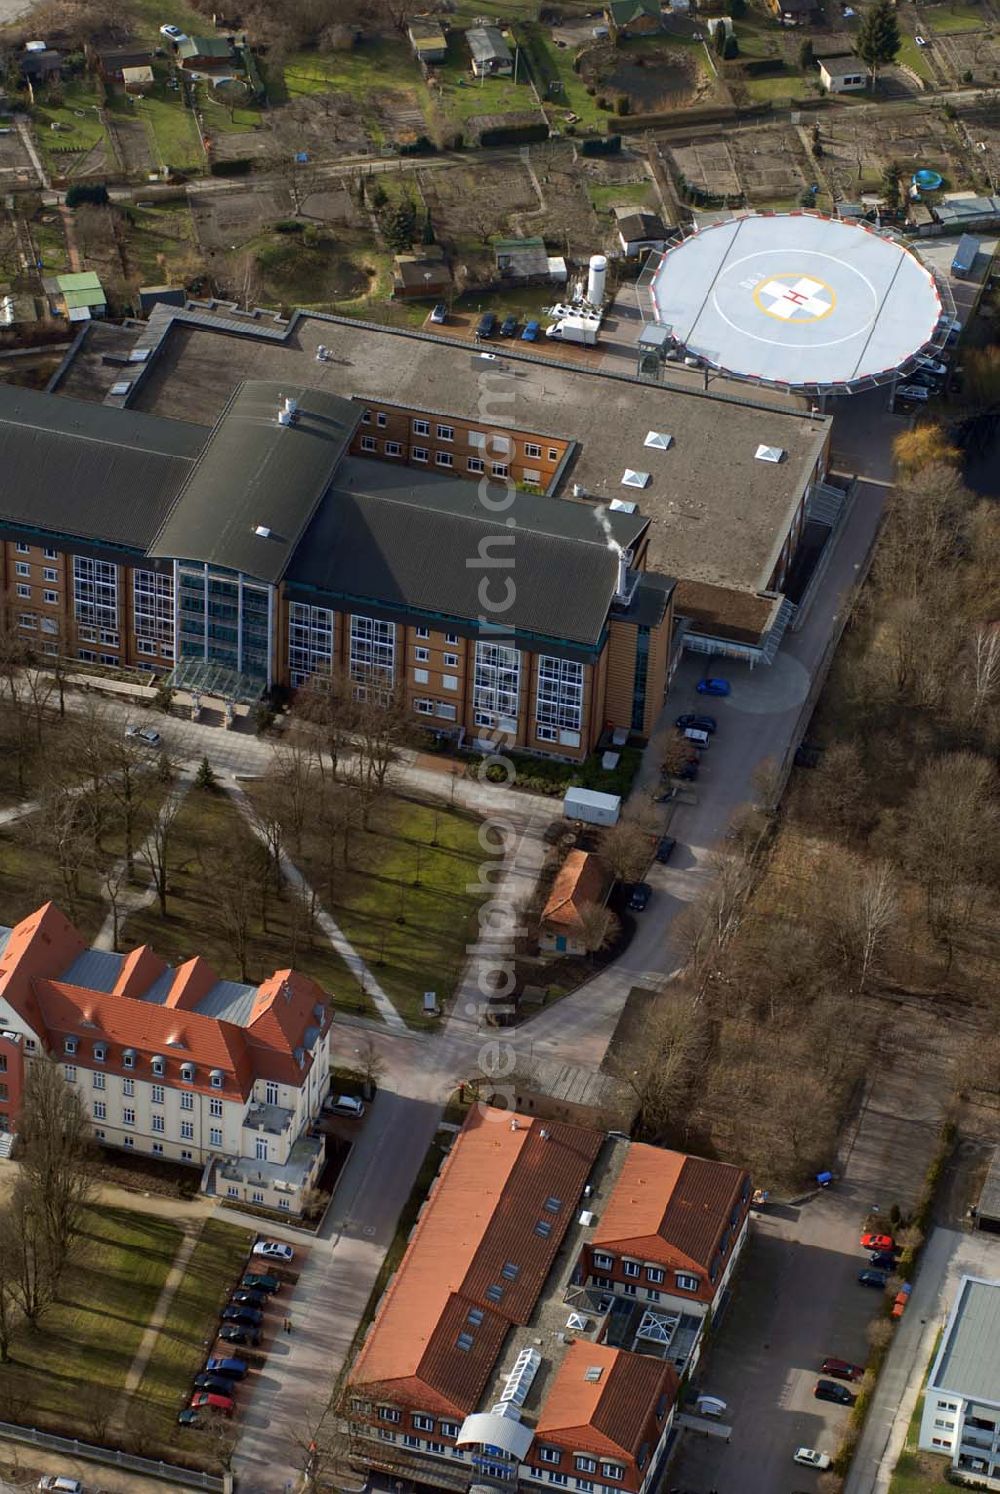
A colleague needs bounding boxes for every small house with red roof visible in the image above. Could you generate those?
[0,902,333,1214]
[540,850,611,955]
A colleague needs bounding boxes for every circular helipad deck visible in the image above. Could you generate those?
[648,214,942,391]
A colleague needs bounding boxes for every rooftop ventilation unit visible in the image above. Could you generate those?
[277,395,298,427]
[499,1347,541,1408]
[578,1209,596,1227]
[315,345,329,361]
[755,444,785,463]
[644,430,673,450]
[584,1365,604,1383]
[253,525,272,539]
[566,1313,591,1332]
[609,499,637,514]
[621,469,650,489]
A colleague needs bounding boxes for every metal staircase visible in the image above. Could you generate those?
[806,480,847,528]
[760,597,797,664]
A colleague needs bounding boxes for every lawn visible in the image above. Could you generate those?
[33,79,107,160]
[136,1218,252,1429]
[128,0,207,44]
[0,1206,180,1434]
[30,216,70,271]
[587,180,656,214]
[138,88,204,172]
[432,31,541,130]
[249,787,491,1027]
[279,38,431,144]
[897,35,936,80]
[744,69,813,102]
[924,1,988,30]
[888,1393,953,1493]
[122,785,374,1016]
[195,82,264,134]
[124,200,200,284]
[522,21,608,129]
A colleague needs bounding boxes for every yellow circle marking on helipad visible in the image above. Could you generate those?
[752,273,837,324]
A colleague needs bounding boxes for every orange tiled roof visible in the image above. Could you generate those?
[350,1107,602,1417]
[535,1341,677,1462]
[593,1146,749,1275]
[542,850,608,931]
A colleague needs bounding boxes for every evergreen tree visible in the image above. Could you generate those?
[856,0,900,84]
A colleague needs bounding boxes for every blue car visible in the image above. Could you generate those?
[521,320,540,342]
[697,677,731,697]
[858,1269,888,1289]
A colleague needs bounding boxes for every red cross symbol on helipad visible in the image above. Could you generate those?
[757,275,832,320]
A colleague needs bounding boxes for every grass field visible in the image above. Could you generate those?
[124,201,199,285]
[122,785,375,1017]
[139,89,204,172]
[0,1207,180,1433]
[129,0,207,43]
[280,38,430,144]
[33,80,107,160]
[136,1219,252,1430]
[924,1,988,30]
[888,1393,953,1492]
[897,35,936,80]
[744,69,813,102]
[587,180,655,213]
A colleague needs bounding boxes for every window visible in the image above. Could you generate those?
[227,1185,239,1198]
[181,1064,194,1084]
[491,462,509,479]
[415,647,430,662]
[437,424,454,441]
[94,1043,106,1062]
[436,451,454,468]
[435,702,457,721]
[675,1272,699,1292]
[210,1097,223,1117]
[413,1415,434,1432]
[501,1261,520,1280]
[251,1188,263,1202]
[133,569,174,648]
[265,1082,278,1105]
[442,675,458,691]
[288,601,334,688]
[152,1114,165,1133]
[412,419,430,436]
[415,626,429,639]
[99,654,118,667]
[647,1289,661,1303]
[386,441,402,457]
[361,409,371,424]
[181,1121,194,1140]
[414,699,434,716]
[592,1251,614,1269]
[73,554,118,634]
[525,442,542,458]
[123,1136,134,1149]
[403,1435,420,1449]
[522,469,542,486]
[376,411,388,428]
[534,1219,552,1238]
[576,1481,594,1493]
[181,1149,193,1162]
[256,1137,268,1160]
[43,548,57,560]
[467,1308,484,1326]
[575,1456,597,1474]
[210,1071,223,1089]
[544,1195,562,1213]
[123,1078,134,1096]
[474,640,520,723]
[123,1107,135,1126]
[601,1465,625,1483]
[548,447,559,461]
[444,652,458,668]
[539,1448,561,1465]
[94,1102,106,1121]
[15,542,29,554]
[210,1127,223,1147]
[485,1284,504,1303]
[412,446,429,463]
[350,614,395,693]
[78,650,97,662]
[378,1407,401,1424]
[537,724,557,743]
[152,1142,164,1156]
[151,1057,164,1077]
[622,1260,640,1278]
[16,586,31,601]
[93,1072,105,1091]
[546,1475,567,1488]
[15,562,30,577]
[456,1332,475,1352]
[44,569,58,582]
[360,435,377,453]
[414,668,429,685]
[426,1440,446,1456]
[445,633,458,644]
[468,457,485,474]
[65,1037,78,1055]
[64,1065,77,1083]
[24,1038,37,1053]
[537,656,584,737]
[123,1051,135,1070]
[623,1282,637,1297]
[378,1429,396,1443]
[180,1092,193,1111]
[646,1267,664,1284]
[441,1421,460,1438]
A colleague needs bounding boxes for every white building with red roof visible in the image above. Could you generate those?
[0,902,332,1214]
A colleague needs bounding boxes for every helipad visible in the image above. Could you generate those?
[647,213,943,391]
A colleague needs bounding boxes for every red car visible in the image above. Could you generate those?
[821,1358,864,1382]
[860,1232,894,1252]
[190,1391,234,1417]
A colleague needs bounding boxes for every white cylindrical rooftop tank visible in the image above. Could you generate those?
[587,253,607,307]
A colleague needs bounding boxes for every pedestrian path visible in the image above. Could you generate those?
[221,781,408,1033]
[111,1219,204,1438]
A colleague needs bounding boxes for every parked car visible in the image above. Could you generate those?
[521,319,540,342]
[627,882,652,912]
[476,311,497,339]
[222,1305,263,1327]
[324,1094,366,1118]
[194,1372,237,1395]
[814,1378,855,1406]
[860,1231,895,1252]
[821,1357,864,1382]
[917,355,947,375]
[910,371,942,390]
[500,314,518,337]
[160,23,187,40]
[189,1391,234,1417]
[793,1448,831,1470]
[915,31,928,43]
[869,1251,896,1271]
[230,1289,266,1309]
[205,1356,247,1380]
[655,836,676,864]
[675,714,717,733]
[242,1273,280,1294]
[858,1269,889,1289]
[897,384,930,402]
[177,1407,202,1427]
[253,1240,294,1263]
[219,1322,260,1346]
[125,724,161,747]
[429,302,447,324]
[696,677,731,697]
[38,1481,84,1494]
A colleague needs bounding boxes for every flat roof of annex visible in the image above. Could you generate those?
[123,307,832,598]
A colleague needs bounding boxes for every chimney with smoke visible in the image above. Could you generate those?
[594,505,637,606]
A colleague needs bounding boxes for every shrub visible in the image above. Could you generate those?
[273,218,304,233]
[616,93,630,114]
[66,182,109,208]
[210,157,252,176]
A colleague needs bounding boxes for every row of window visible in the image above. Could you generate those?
[14,562,60,582]
[366,1421,628,1491]
[592,1250,700,1293]
[359,436,514,479]
[90,1100,223,1145]
[15,585,60,605]
[536,1448,626,1480]
[66,1067,226,1114]
[226,1185,290,1210]
[360,412,557,464]
[63,1037,225,1087]
[13,544,59,559]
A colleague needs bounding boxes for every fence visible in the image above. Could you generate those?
[0,1419,230,1491]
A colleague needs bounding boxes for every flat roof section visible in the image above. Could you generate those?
[126,309,831,598]
[932,1276,1000,1406]
[649,214,942,390]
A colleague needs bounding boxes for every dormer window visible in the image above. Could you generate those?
[122,1048,135,1070]
[151,1055,165,1077]
[181,1062,195,1084]
[64,1037,78,1055]
[93,1042,106,1062]
[210,1069,224,1089]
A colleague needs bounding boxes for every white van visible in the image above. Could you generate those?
[683,728,710,748]
[696,1395,727,1418]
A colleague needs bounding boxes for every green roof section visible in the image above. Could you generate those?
[177,35,233,58]
[56,271,105,300]
[63,288,106,310]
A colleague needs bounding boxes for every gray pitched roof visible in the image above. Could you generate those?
[0,383,205,551]
[286,457,650,651]
[150,380,360,585]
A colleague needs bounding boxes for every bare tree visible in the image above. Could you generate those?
[611,987,707,1143]
[32,785,89,922]
[16,1054,97,1266]
[143,786,186,917]
[828,858,899,991]
[599,817,653,883]
[210,850,256,981]
[8,1183,60,1329]
[968,624,1000,725]
[0,1210,22,1361]
[574,900,619,963]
